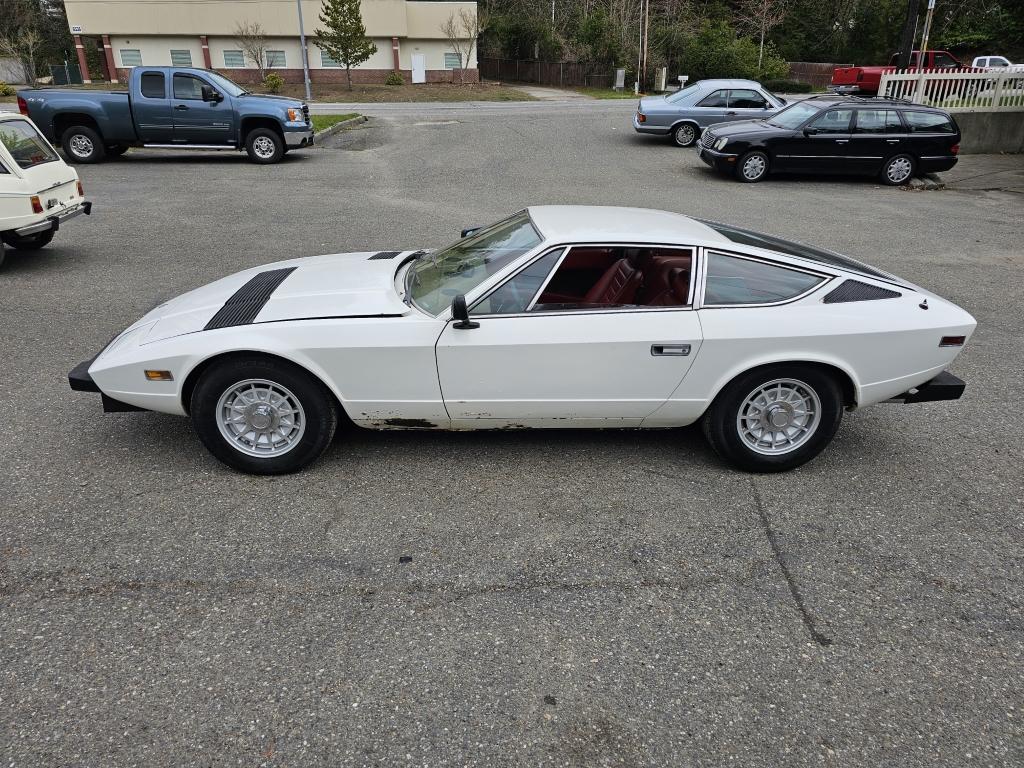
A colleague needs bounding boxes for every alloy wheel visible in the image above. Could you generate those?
[735,378,821,455]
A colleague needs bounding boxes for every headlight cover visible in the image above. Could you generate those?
[715,137,728,151]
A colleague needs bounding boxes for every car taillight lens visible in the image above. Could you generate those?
[30,195,43,214]
[950,143,960,155]
[939,336,966,347]
[17,95,28,116]
[76,180,84,196]
[637,112,646,123]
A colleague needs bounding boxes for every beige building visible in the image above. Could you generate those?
[63,0,479,85]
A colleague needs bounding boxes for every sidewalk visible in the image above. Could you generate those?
[942,153,1024,193]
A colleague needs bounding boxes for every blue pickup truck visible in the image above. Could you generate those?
[18,67,313,164]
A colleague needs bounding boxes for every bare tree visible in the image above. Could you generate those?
[441,8,488,84]
[0,0,43,83]
[735,0,788,72]
[233,21,268,82]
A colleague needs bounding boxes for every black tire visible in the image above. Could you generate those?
[736,150,770,183]
[672,122,699,147]
[2,229,55,250]
[701,364,843,473]
[190,355,338,474]
[880,153,916,186]
[244,128,285,164]
[61,125,106,164]
[0,239,6,270]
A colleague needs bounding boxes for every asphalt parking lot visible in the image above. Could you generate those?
[2,101,1022,766]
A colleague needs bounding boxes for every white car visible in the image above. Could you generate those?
[971,56,1024,72]
[69,207,975,474]
[0,113,91,268]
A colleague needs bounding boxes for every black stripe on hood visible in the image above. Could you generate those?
[204,267,297,330]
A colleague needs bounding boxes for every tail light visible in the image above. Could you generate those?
[17,95,28,115]
[950,143,960,155]
[76,180,85,196]
[30,195,43,214]
[637,112,646,123]
[939,336,966,347]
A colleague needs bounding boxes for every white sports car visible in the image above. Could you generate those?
[69,206,975,474]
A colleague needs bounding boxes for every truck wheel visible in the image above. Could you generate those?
[2,230,55,250]
[245,128,285,164]
[62,126,106,164]
[0,239,6,270]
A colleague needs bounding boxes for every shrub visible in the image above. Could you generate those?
[384,70,404,86]
[671,21,789,82]
[0,81,15,97]
[263,72,284,93]
[762,79,813,93]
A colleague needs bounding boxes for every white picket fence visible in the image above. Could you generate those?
[877,68,1024,112]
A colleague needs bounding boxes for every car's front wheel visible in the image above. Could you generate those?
[190,356,338,474]
[672,123,698,147]
[245,128,285,164]
[736,150,770,182]
[2,230,55,250]
[61,125,106,163]
[701,365,843,472]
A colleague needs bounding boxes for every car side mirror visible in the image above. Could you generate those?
[201,85,221,103]
[451,295,479,329]
[461,226,481,238]
[803,127,819,136]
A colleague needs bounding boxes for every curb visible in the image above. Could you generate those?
[317,114,367,138]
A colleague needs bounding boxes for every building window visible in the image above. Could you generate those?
[170,50,192,67]
[223,49,244,68]
[120,49,142,67]
[444,52,461,70]
[320,50,341,68]
[265,50,286,68]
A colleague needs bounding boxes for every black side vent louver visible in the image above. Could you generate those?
[204,267,297,330]
[368,251,401,260]
[823,280,902,304]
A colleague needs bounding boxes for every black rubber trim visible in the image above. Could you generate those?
[823,279,902,304]
[204,267,297,330]
[102,393,146,412]
[69,357,100,392]
[368,251,401,260]
[893,371,966,403]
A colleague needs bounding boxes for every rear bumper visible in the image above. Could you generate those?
[829,84,864,94]
[633,115,669,134]
[887,371,966,403]
[15,201,92,237]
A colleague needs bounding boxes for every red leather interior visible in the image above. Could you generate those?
[583,256,643,304]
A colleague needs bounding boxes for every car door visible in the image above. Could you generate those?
[694,89,730,128]
[776,107,854,173]
[171,72,235,145]
[846,108,906,174]
[132,70,175,143]
[434,245,704,428]
[727,89,772,122]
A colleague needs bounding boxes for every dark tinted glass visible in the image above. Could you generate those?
[140,72,165,98]
[729,89,768,108]
[854,109,903,133]
[934,53,959,68]
[697,90,729,108]
[903,111,955,133]
[704,253,823,305]
[173,74,205,100]
[808,108,853,133]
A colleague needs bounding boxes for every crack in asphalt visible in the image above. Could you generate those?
[749,480,834,646]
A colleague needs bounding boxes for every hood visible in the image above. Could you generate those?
[240,92,305,107]
[140,251,417,344]
[704,119,779,138]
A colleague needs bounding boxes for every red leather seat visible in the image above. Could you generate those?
[641,254,692,306]
[583,256,643,305]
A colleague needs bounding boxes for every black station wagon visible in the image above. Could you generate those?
[697,96,961,185]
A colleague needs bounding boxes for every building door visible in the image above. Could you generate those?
[411,54,426,84]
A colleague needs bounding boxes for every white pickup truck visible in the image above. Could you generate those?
[0,112,91,268]
[971,56,1024,72]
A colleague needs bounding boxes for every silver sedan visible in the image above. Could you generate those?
[633,79,786,147]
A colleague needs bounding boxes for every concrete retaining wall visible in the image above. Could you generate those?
[955,111,1024,153]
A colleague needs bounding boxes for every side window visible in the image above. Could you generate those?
[703,252,825,306]
[223,50,245,67]
[933,53,959,68]
[854,109,903,134]
[472,248,564,315]
[265,50,286,68]
[903,111,955,133]
[173,74,206,101]
[729,89,768,109]
[139,72,166,99]
[697,90,729,108]
[808,108,853,133]
[120,49,142,67]
[991,57,1009,68]
[0,160,9,174]
[170,50,193,67]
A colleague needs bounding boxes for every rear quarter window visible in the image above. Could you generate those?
[903,111,956,133]
[704,252,825,306]
[0,120,59,170]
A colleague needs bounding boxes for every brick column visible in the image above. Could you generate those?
[391,37,400,71]
[200,35,212,68]
[101,35,118,83]
[73,35,92,84]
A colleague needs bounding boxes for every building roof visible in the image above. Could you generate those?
[526,206,730,246]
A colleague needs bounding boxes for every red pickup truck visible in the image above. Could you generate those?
[831,50,965,95]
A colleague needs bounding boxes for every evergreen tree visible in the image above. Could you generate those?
[315,0,378,90]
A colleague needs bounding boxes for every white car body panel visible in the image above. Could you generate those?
[82,206,976,436]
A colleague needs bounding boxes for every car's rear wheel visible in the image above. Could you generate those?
[701,365,843,472]
[672,123,698,147]
[61,126,106,164]
[190,356,338,474]
[2,230,55,250]
[245,128,285,164]
[881,153,915,185]
[736,150,769,182]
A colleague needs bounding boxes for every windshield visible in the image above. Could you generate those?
[767,101,821,129]
[0,119,59,170]
[665,82,700,103]
[203,70,247,97]
[406,212,542,316]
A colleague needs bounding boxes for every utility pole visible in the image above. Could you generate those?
[896,0,919,69]
[918,0,936,61]
[296,0,312,102]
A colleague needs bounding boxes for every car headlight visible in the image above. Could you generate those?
[715,137,728,151]
[287,107,302,122]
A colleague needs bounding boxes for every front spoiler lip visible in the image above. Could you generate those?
[887,370,966,403]
[69,342,147,412]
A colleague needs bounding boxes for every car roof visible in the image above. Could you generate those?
[526,206,731,246]
[692,79,765,89]
[801,95,950,113]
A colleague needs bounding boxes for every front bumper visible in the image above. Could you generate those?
[69,348,146,412]
[285,128,315,148]
[697,145,739,173]
[888,371,966,403]
[15,200,92,237]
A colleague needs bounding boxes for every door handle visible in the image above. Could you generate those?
[651,344,691,356]
[174,104,190,111]
[725,111,736,115]
[886,138,900,143]
[835,139,849,144]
